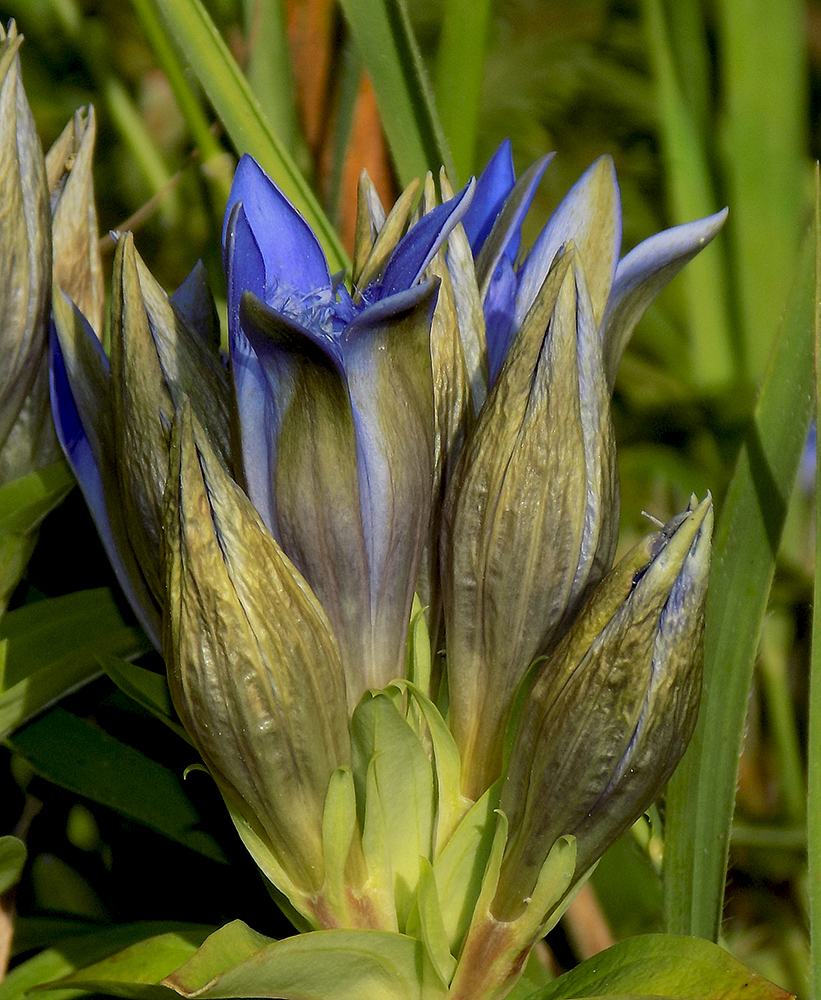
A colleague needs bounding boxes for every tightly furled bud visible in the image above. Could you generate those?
[47,106,105,335]
[0,21,52,486]
[444,246,619,799]
[163,402,351,920]
[493,494,712,919]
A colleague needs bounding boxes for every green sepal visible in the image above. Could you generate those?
[431,781,500,956]
[351,691,434,929]
[408,858,457,986]
[391,679,468,855]
[447,831,577,1000]
[319,766,390,930]
[406,596,432,703]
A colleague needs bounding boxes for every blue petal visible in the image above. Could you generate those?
[461,138,516,257]
[474,154,553,294]
[49,314,162,649]
[224,155,331,301]
[378,179,475,299]
[225,201,266,320]
[484,257,518,386]
[229,316,278,537]
[601,208,728,385]
[171,260,220,352]
[514,155,621,330]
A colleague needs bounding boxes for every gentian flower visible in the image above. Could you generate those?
[224,154,474,705]
[440,141,726,797]
[51,234,231,649]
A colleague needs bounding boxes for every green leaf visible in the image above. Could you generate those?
[99,654,189,742]
[165,922,448,1000]
[0,459,73,535]
[6,707,226,862]
[434,0,492,181]
[0,589,152,740]
[641,0,734,388]
[0,835,26,894]
[432,782,498,955]
[337,0,455,185]
[663,219,817,938]
[526,934,791,1000]
[48,934,217,1000]
[141,0,348,273]
[0,923,212,1000]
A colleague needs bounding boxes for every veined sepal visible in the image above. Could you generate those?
[447,814,576,1000]
[406,858,458,987]
[317,765,395,931]
[391,679,468,856]
[351,690,435,930]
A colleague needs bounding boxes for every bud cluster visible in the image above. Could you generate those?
[3,29,726,998]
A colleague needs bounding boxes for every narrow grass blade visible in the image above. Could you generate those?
[338,0,455,185]
[434,0,492,182]
[129,0,234,206]
[663,216,817,940]
[715,0,806,380]
[809,166,821,1000]
[240,0,307,173]
[641,0,735,388]
[143,0,348,272]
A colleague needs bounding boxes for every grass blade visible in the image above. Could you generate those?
[338,0,455,185]
[715,0,806,380]
[641,0,735,388]
[663,214,817,940]
[434,0,492,182]
[142,0,348,272]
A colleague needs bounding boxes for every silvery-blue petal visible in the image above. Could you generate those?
[378,180,474,298]
[484,257,518,386]
[474,153,554,295]
[514,155,621,330]
[601,208,728,386]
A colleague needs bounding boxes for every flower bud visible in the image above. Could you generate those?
[493,494,713,920]
[109,231,232,603]
[46,106,105,335]
[443,247,619,798]
[0,22,52,485]
[163,402,351,922]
